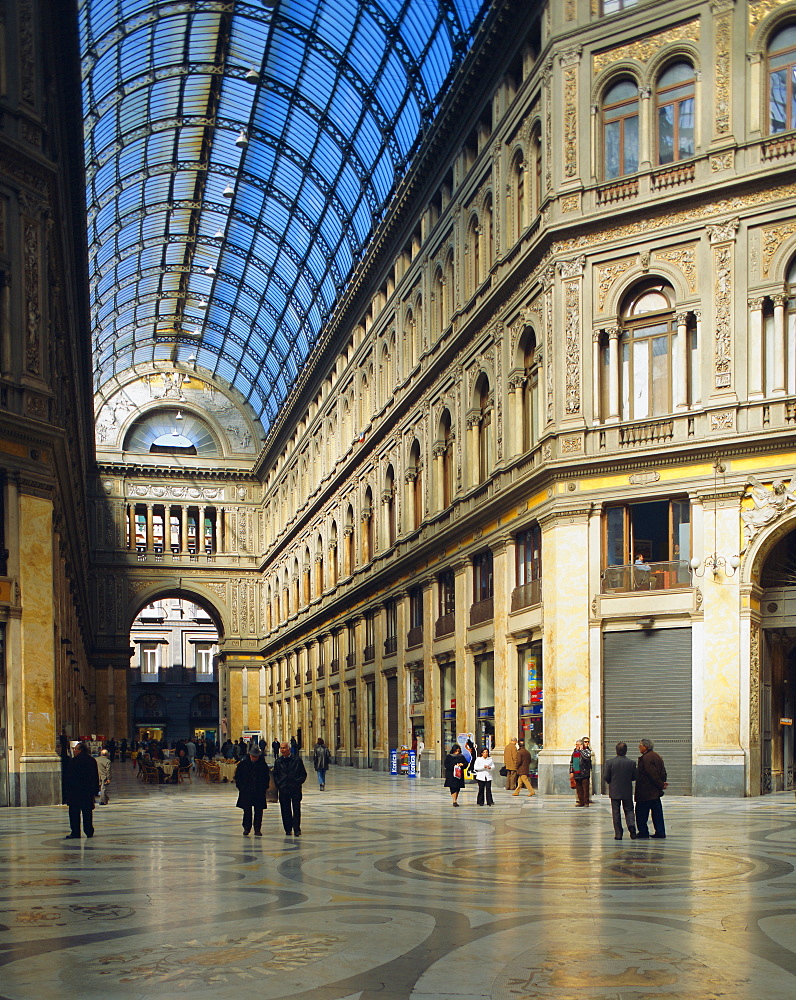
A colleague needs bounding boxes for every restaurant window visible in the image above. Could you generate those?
[603,78,639,180]
[769,24,796,134]
[656,62,695,165]
[603,497,691,590]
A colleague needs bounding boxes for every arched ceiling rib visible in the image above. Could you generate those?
[80,0,490,433]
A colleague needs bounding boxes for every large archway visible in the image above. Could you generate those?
[757,529,796,793]
[128,595,222,751]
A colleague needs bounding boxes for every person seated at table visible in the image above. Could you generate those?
[168,749,191,783]
[633,553,651,589]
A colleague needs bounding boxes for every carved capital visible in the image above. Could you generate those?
[706,217,739,244]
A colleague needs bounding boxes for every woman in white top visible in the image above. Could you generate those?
[474,747,495,806]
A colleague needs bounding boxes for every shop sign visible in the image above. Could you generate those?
[389,748,399,774]
[781,718,793,725]
[407,750,417,777]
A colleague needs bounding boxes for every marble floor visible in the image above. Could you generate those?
[0,765,794,1000]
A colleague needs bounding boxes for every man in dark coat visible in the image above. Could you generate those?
[603,741,637,839]
[273,741,307,836]
[64,742,100,839]
[635,738,668,839]
[234,746,270,836]
[512,742,535,796]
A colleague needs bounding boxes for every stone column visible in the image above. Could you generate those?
[509,377,524,453]
[773,294,786,395]
[404,471,416,530]
[693,310,702,405]
[747,298,764,399]
[228,664,244,742]
[608,327,620,420]
[491,538,511,742]
[591,333,601,424]
[181,505,189,553]
[360,509,371,563]
[381,491,392,550]
[145,504,154,551]
[343,526,354,577]
[215,509,222,553]
[536,504,592,795]
[675,311,689,409]
[17,490,60,804]
[432,443,445,511]
[638,86,651,168]
[453,561,469,739]
[128,504,135,549]
[467,414,480,486]
[199,506,207,550]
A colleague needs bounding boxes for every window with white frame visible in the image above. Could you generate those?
[195,642,216,680]
[140,642,160,681]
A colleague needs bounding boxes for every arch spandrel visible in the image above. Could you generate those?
[123,582,231,642]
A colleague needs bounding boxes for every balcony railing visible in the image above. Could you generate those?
[330,658,340,674]
[469,596,494,627]
[384,635,397,656]
[345,652,356,668]
[601,560,692,594]
[406,625,423,649]
[435,612,455,638]
[511,579,541,612]
[363,644,375,663]
[317,663,324,679]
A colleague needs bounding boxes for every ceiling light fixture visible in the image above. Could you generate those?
[205,265,216,276]
[235,130,249,149]
[214,229,224,239]
[245,67,260,84]
[191,327,201,337]
[222,184,234,198]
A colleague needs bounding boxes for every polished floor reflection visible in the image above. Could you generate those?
[1,765,795,999]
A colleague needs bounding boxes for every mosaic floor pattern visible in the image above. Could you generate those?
[1,765,795,999]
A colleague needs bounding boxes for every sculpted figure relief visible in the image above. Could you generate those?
[742,475,796,543]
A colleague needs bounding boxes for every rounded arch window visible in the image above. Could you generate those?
[656,61,695,164]
[123,410,219,456]
[603,78,639,179]
[769,24,796,134]
[619,281,676,420]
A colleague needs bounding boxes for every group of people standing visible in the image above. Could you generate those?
[602,738,668,840]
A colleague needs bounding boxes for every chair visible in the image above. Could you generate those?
[177,764,191,783]
[194,759,207,780]
[205,761,221,783]
[141,764,159,785]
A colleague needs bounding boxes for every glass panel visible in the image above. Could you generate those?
[633,338,649,418]
[606,507,625,566]
[604,120,620,179]
[624,114,639,173]
[678,98,695,158]
[658,105,675,164]
[651,336,669,414]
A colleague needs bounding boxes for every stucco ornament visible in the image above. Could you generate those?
[742,474,796,543]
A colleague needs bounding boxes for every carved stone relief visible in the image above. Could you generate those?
[653,244,697,294]
[710,409,734,431]
[750,622,760,745]
[593,20,700,75]
[742,474,796,544]
[23,214,41,375]
[713,10,732,136]
[710,152,734,173]
[749,0,790,39]
[560,49,580,180]
[761,220,796,278]
[596,258,634,312]
[708,219,738,390]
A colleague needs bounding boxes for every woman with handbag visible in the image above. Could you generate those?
[443,745,466,806]
[474,748,495,806]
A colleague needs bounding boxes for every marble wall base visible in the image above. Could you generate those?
[537,752,577,795]
[692,756,746,797]
[18,756,62,806]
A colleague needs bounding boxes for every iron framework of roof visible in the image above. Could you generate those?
[80,0,490,432]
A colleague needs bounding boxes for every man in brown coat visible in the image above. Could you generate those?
[634,738,668,838]
[512,741,535,796]
[504,738,520,790]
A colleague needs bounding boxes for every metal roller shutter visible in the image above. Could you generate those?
[387,676,399,750]
[603,629,692,795]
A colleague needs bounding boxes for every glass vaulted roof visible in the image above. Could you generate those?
[79,0,490,431]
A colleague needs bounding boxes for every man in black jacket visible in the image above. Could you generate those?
[635,738,668,839]
[234,746,270,836]
[603,742,637,840]
[64,742,100,839]
[273,741,307,836]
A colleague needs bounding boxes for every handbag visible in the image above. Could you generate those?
[453,763,463,779]
[569,774,576,788]
[499,766,508,776]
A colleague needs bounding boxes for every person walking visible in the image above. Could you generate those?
[503,737,520,790]
[272,738,280,761]
[96,749,112,804]
[186,738,196,772]
[570,739,590,806]
[512,741,535,796]
[64,742,100,839]
[443,745,466,806]
[234,746,271,836]
[474,748,495,806]
[635,738,668,838]
[273,741,307,836]
[313,738,331,790]
[602,741,637,839]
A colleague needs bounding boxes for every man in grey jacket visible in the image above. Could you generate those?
[602,741,637,840]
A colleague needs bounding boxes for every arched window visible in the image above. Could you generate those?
[389,330,398,385]
[620,281,676,420]
[344,504,355,575]
[266,584,273,630]
[437,408,454,508]
[362,486,374,563]
[468,214,480,293]
[330,521,339,583]
[433,266,445,337]
[769,25,796,133]
[656,62,695,164]
[274,574,281,622]
[302,547,311,606]
[512,152,525,242]
[474,372,493,482]
[384,465,396,546]
[519,329,539,451]
[407,440,423,530]
[484,196,494,273]
[315,534,325,596]
[531,128,542,216]
[293,556,301,611]
[603,78,639,179]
